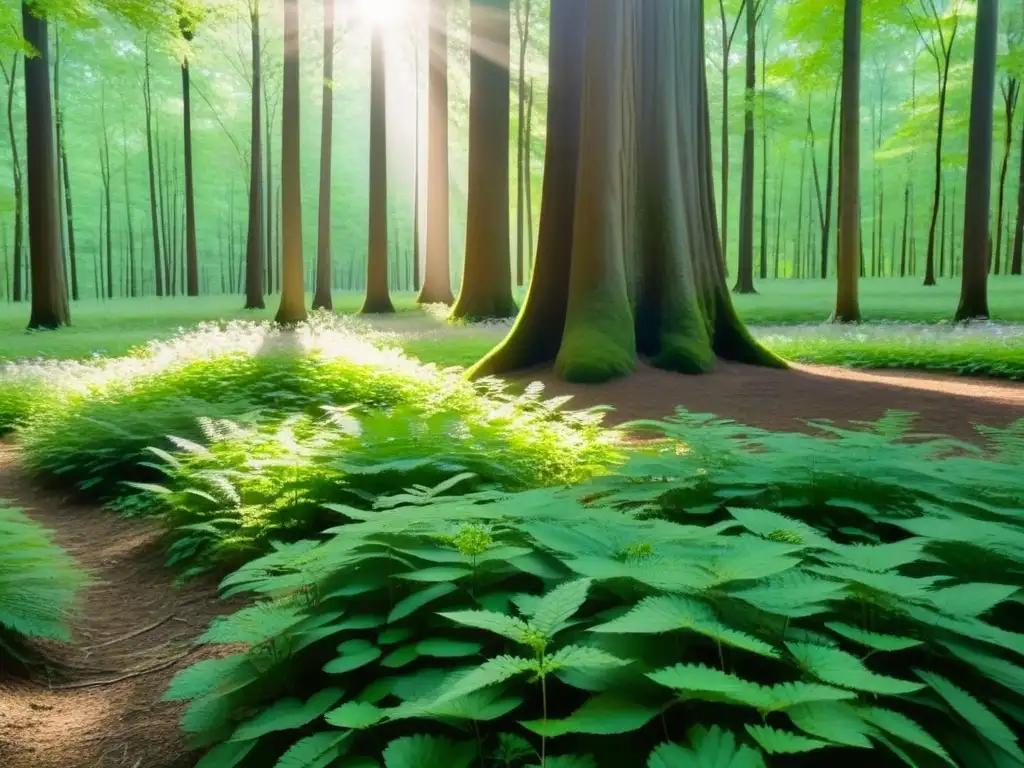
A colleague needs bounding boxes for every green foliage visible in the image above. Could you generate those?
[0,502,88,664]
[168,411,1024,766]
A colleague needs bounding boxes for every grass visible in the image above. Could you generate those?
[2,278,1023,362]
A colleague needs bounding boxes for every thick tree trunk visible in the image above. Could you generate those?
[360,27,394,314]
[451,0,517,319]
[21,2,69,329]
[313,0,334,311]
[2,56,23,303]
[472,0,780,382]
[142,39,163,298]
[733,0,756,294]
[417,0,454,304]
[833,0,860,323]
[275,0,307,323]
[955,0,997,321]
[182,60,199,296]
[1013,115,1024,275]
[244,4,265,309]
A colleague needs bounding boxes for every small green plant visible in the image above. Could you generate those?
[0,503,88,665]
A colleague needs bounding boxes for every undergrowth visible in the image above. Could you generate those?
[0,503,88,666]
[168,412,1024,767]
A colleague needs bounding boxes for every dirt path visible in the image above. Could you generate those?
[0,444,235,768]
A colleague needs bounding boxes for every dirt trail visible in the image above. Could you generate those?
[0,443,235,768]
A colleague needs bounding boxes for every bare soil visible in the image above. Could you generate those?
[0,356,1020,768]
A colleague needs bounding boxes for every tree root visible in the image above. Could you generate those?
[48,650,192,691]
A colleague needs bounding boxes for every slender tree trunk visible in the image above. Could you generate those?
[772,161,785,277]
[182,59,199,296]
[955,0,997,320]
[925,46,957,286]
[143,38,163,298]
[513,0,532,287]
[1013,114,1024,274]
[412,38,421,292]
[833,0,861,323]
[244,3,264,308]
[821,78,839,279]
[265,81,274,293]
[733,0,756,294]
[795,135,806,278]
[900,184,909,277]
[524,78,535,277]
[758,49,768,280]
[312,0,335,310]
[940,189,946,278]
[1,56,23,303]
[994,78,1018,277]
[53,29,78,303]
[21,2,68,328]
[275,0,307,322]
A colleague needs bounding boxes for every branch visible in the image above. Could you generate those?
[728,0,748,51]
[190,78,248,171]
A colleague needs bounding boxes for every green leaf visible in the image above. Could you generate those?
[195,740,257,768]
[745,725,832,755]
[436,656,536,702]
[324,640,382,675]
[529,757,597,768]
[824,622,922,652]
[929,583,1019,617]
[647,725,766,767]
[859,707,955,766]
[545,645,631,674]
[730,573,846,618]
[519,694,660,737]
[438,610,532,644]
[786,702,873,748]
[274,731,350,768]
[728,507,834,549]
[231,688,344,741]
[325,701,384,730]
[941,640,1024,698]
[388,583,457,623]
[378,626,415,645]
[591,595,778,658]
[398,566,474,583]
[529,578,592,638]
[415,638,483,658]
[787,642,924,695]
[914,669,1024,762]
[382,735,475,768]
[392,689,525,722]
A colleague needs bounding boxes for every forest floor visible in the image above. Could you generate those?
[0,441,239,768]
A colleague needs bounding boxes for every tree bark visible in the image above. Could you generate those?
[1,56,23,303]
[181,59,199,296]
[313,0,335,311]
[451,0,517,319]
[524,78,535,275]
[833,0,861,323]
[21,2,69,329]
[53,29,78,303]
[1013,112,1024,274]
[734,0,756,294]
[142,38,163,298]
[923,27,959,286]
[275,0,307,323]
[955,0,997,320]
[472,0,780,382]
[994,78,1018,278]
[412,36,421,292]
[244,2,265,309]
[821,79,839,279]
[417,0,454,304]
[514,0,532,287]
[360,26,394,314]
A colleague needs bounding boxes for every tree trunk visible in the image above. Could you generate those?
[275,0,307,323]
[514,0,532,287]
[524,78,535,276]
[265,81,275,293]
[472,0,780,382]
[994,79,1018,278]
[833,0,861,323]
[900,184,909,277]
[795,134,806,278]
[955,0,997,321]
[360,26,394,314]
[925,47,957,286]
[1,56,23,303]
[1013,113,1024,274]
[821,79,839,278]
[734,0,756,294]
[53,30,78,303]
[412,37,421,292]
[142,38,163,298]
[417,0,454,304]
[451,0,517,319]
[181,60,199,296]
[758,24,768,282]
[939,189,946,277]
[313,0,335,311]
[243,3,265,309]
[21,2,68,329]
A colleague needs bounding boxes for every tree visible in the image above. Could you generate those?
[1,54,23,303]
[955,0,998,321]
[416,0,453,304]
[21,1,68,328]
[313,0,335,311]
[450,0,517,320]
[244,0,264,309]
[359,24,394,313]
[472,0,780,383]
[717,0,746,272]
[274,0,306,323]
[833,0,861,323]
[908,0,960,287]
[141,35,163,298]
[996,4,1022,276]
[513,0,533,287]
[175,0,203,297]
[734,0,761,294]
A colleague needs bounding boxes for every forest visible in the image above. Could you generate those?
[0,1,1023,767]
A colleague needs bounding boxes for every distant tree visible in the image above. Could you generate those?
[21,1,68,328]
[244,0,264,309]
[717,0,746,272]
[734,0,762,294]
[513,0,533,287]
[313,0,335,311]
[417,0,454,304]
[997,4,1023,276]
[955,0,997,320]
[834,0,861,323]
[473,0,780,382]
[141,35,163,298]
[274,0,307,323]
[174,0,203,297]
[359,24,394,313]
[1,54,23,303]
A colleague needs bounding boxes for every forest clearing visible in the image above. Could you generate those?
[1,0,1023,767]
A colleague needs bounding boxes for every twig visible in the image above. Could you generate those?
[80,615,175,652]
[49,651,191,691]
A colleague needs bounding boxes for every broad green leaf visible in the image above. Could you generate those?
[786,702,873,748]
[388,583,457,623]
[230,688,344,741]
[745,725,832,754]
[324,640,382,675]
[438,610,532,644]
[398,566,474,583]
[195,740,257,768]
[519,694,660,737]
[415,638,483,658]
[941,640,1024,698]
[378,626,415,645]
[529,578,592,638]
[545,645,631,673]
[727,507,834,549]
[325,701,384,729]
[381,646,420,668]
[824,622,922,652]
[929,583,1019,617]
[787,642,923,695]
[274,731,350,768]
[382,735,475,768]
[528,757,597,768]
[435,656,536,702]
[647,725,766,767]
[392,689,525,722]
[859,707,955,766]
[730,572,846,618]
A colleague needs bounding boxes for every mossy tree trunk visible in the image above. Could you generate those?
[450,0,517,320]
[21,1,69,329]
[244,1,264,310]
[955,0,997,321]
[312,0,334,311]
[471,0,781,384]
[274,0,307,324]
[833,0,861,323]
[360,26,394,314]
[417,0,454,305]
